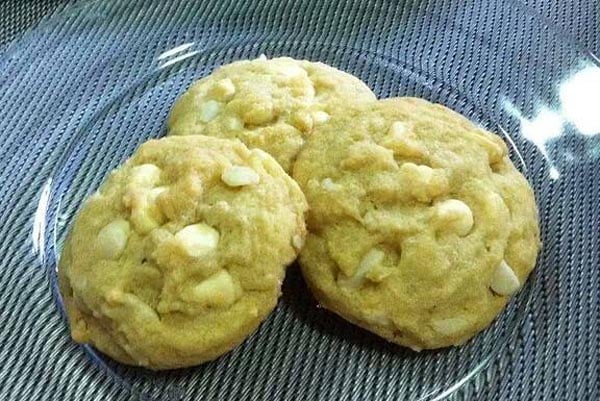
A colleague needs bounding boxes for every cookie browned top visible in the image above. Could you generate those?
[167,56,376,172]
[293,97,540,350]
[59,135,307,369]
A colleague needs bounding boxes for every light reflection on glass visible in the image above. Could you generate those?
[157,42,195,60]
[502,63,600,180]
[157,42,199,69]
[158,50,200,69]
[502,101,562,180]
[32,179,52,261]
[559,64,600,136]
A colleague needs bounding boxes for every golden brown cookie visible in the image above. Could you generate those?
[59,135,307,369]
[293,97,540,350]
[167,56,376,172]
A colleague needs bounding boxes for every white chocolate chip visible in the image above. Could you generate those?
[292,234,304,250]
[435,199,474,236]
[490,260,520,296]
[226,117,243,130]
[221,166,260,187]
[130,164,161,187]
[399,163,448,202]
[175,223,219,257]
[280,64,305,79]
[312,111,330,124]
[388,121,406,137]
[339,248,385,289]
[198,100,222,122]
[96,219,130,260]
[365,265,392,283]
[210,78,236,101]
[129,187,167,234]
[249,148,282,174]
[106,289,124,305]
[193,270,237,307]
[403,163,433,182]
[321,177,339,191]
[130,208,161,234]
[243,102,274,125]
[150,186,168,198]
[257,54,267,61]
[291,111,313,132]
[432,317,469,335]
[251,148,271,160]
[381,122,423,157]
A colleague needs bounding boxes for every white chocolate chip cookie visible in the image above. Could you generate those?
[167,56,376,172]
[293,97,540,350]
[58,135,307,369]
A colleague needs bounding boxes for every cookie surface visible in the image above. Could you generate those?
[59,135,307,369]
[293,97,540,350]
[167,56,376,172]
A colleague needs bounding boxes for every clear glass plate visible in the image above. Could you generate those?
[8,0,594,399]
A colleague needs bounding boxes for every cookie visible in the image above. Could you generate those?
[293,97,540,350]
[59,135,308,369]
[167,56,376,172]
